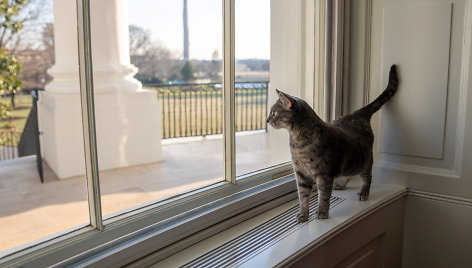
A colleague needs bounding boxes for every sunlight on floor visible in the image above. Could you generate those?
[0,131,271,252]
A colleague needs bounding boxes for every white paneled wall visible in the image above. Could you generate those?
[349,0,472,267]
[349,0,472,195]
[379,2,452,159]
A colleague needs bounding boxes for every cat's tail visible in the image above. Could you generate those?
[354,64,399,120]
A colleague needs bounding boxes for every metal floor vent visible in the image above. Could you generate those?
[181,195,345,268]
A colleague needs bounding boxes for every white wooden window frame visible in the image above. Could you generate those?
[0,0,349,266]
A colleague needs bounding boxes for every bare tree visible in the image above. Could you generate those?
[15,22,54,89]
[129,24,152,56]
[41,22,54,54]
[210,49,221,81]
[0,0,50,51]
[129,24,180,83]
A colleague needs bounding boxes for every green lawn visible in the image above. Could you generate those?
[10,94,33,130]
[0,94,33,130]
[0,88,269,145]
[0,94,33,146]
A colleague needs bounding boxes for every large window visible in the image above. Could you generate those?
[0,0,91,253]
[234,0,284,176]
[92,0,227,219]
[0,0,326,266]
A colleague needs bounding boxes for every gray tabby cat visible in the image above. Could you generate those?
[267,65,399,222]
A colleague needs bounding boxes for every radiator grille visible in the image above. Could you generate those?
[181,195,345,268]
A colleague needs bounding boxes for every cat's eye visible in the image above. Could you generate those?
[272,111,277,117]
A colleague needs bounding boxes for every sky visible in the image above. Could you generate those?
[18,0,270,60]
[127,0,270,60]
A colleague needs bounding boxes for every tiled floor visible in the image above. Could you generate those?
[0,131,273,253]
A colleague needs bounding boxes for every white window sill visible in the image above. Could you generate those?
[150,180,406,268]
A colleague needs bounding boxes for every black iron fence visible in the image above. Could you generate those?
[0,127,20,160]
[0,83,269,162]
[1,89,44,181]
[17,90,44,182]
[154,81,269,139]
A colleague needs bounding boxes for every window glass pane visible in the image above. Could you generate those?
[0,0,90,252]
[235,0,288,176]
[90,0,224,218]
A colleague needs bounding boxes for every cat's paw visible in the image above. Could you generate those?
[296,213,309,223]
[334,177,350,190]
[315,211,328,219]
[334,182,345,190]
[358,192,369,201]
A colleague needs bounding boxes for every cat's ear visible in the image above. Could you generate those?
[276,89,295,109]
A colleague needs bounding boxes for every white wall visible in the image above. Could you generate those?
[402,195,472,268]
[350,0,472,266]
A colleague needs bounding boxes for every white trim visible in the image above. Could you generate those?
[278,188,406,267]
[76,0,103,230]
[408,189,472,207]
[0,226,95,262]
[454,0,472,179]
[373,160,460,179]
[223,0,236,183]
[132,187,472,268]
[152,182,407,268]
[91,192,300,268]
[39,186,472,267]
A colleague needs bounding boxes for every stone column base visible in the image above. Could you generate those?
[38,90,162,179]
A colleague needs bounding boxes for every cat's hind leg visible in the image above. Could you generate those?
[334,177,350,190]
[315,176,334,219]
[358,156,373,201]
[295,171,314,223]
[358,173,371,201]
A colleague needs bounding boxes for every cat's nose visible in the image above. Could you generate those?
[266,118,270,123]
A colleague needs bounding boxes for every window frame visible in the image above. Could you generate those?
[0,0,349,266]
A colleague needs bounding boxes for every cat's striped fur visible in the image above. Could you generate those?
[267,65,399,222]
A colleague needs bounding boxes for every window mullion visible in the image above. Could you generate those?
[331,0,350,118]
[76,0,103,230]
[324,0,350,121]
[223,0,236,184]
[324,0,333,122]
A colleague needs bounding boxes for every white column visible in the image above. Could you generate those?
[45,0,80,93]
[39,0,162,179]
[90,0,141,93]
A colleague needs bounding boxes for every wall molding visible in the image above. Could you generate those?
[373,160,460,179]
[408,189,472,208]
[374,0,471,179]
[453,0,472,179]
[279,188,407,267]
